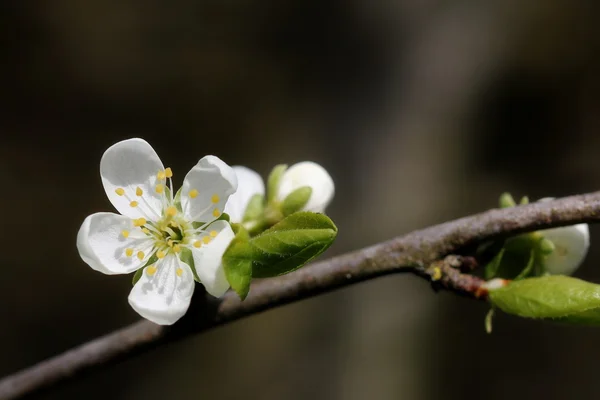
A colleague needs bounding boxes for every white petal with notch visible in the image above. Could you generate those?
[77,212,152,275]
[128,255,195,325]
[181,155,238,222]
[101,138,165,220]
[191,220,234,297]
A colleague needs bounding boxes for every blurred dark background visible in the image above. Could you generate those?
[2,1,600,399]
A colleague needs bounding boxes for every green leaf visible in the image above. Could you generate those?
[179,247,200,282]
[492,235,539,279]
[281,186,312,216]
[192,214,229,230]
[173,187,183,212]
[243,194,265,222]
[222,224,254,300]
[539,237,555,256]
[519,196,529,205]
[484,308,495,334]
[499,192,516,208]
[251,212,337,278]
[484,248,505,280]
[266,164,287,203]
[132,268,144,285]
[514,249,535,280]
[489,275,600,324]
[215,212,231,223]
[131,252,159,285]
[131,253,158,285]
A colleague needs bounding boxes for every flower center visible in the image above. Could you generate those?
[119,167,218,271]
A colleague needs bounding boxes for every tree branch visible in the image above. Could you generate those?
[2,192,600,400]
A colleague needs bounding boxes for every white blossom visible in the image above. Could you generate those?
[77,138,237,325]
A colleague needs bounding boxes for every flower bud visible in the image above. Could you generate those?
[277,161,334,213]
[537,197,590,275]
[540,223,589,275]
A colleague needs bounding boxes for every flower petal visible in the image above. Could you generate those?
[77,212,153,275]
[224,166,265,223]
[277,161,334,213]
[100,138,165,220]
[128,255,195,325]
[191,220,234,297]
[181,155,238,222]
[542,223,590,275]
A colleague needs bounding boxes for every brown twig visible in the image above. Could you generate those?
[2,192,600,399]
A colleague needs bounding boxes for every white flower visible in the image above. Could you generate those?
[224,166,265,222]
[537,198,590,275]
[224,162,334,222]
[77,138,237,325]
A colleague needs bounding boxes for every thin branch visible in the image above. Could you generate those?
[2,192,600,400]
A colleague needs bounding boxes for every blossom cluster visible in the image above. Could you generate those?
[77,138,334,325]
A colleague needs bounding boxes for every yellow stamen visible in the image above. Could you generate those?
[121,230,130,238]
[147,266,157,276]
[133,218,146,227]
[155,184,164,194]
[189,189,198,199]
[135,187,143,196]
[176,268,183,277]
[431,267,442,281]
[167,240,174,247]
[156,250,166,259]
[172,244,181,253]
[137,251,145,260]
[193,240,202,248]
[212,208,220,218]
[203,236,211,245]
[210,230,217,237]
[165,167,173,178]
[166,206,177,217]
[157,170,166,180]
[130,201,138,208]
[142,228,150,235]
[125,248,134,257]
[115,188,125,196]
[211,194,219,203]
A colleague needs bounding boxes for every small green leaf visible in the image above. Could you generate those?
[484,308,495,334]
[179,247,200,282]
[222,224,254,300]
[492,235,539,279]
[132,252,159,285]
[484,248,505,280]
[281,186,312,216]
[132,268,144,285]
[514,249,535,280]
[251,212,337,278]
[243,194,265,222]
[539,237,555,256]
[499,192,516,208]
[489,275,600,324]
[519,196,529,205]
[174,187,183,212]
[266,164,287,204]
[215,212,230,223]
